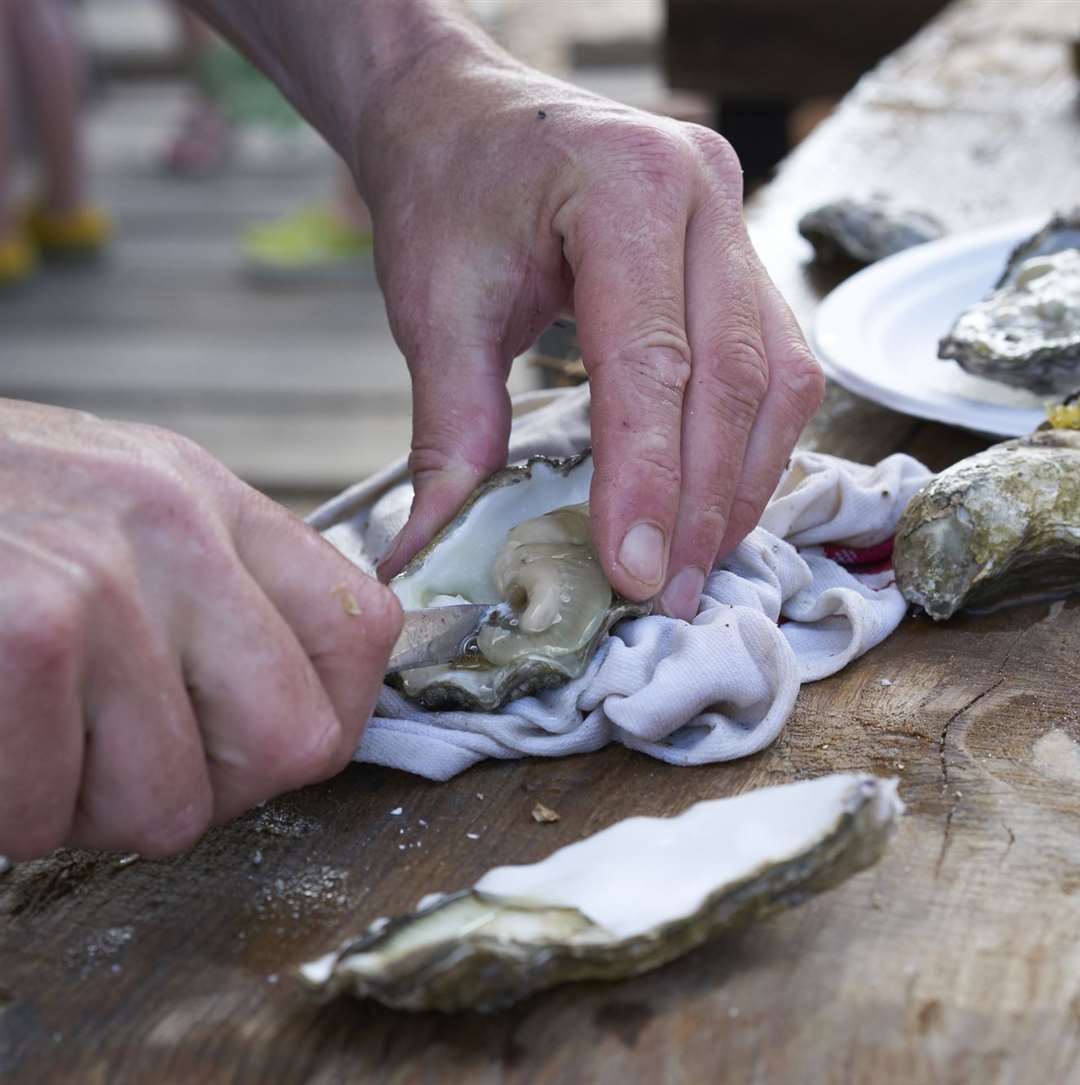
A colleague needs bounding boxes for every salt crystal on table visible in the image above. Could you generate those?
[466,832,480,840]
[880,679,894,687]
[390,807,403,816]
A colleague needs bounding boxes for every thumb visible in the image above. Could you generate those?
[378,347,512,581]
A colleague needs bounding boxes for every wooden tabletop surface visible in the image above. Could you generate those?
[3,1,1080,1081]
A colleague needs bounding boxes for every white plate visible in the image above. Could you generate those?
[812,217,1054,437]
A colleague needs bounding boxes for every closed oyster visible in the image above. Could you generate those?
[390,452,647,711]
[798,197,945,266]
[894,429,1080,620]
[938,210,1080,393]
[298,773,902,1012]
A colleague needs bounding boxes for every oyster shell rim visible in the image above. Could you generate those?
[297,775,900,1013]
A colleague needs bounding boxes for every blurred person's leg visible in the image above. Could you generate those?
[0,0,36,284]
[242,165,373,284]
[9,0,109,257]
[165,6,233,177]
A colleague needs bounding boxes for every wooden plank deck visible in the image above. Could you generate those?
[3,2,1080,1082]
[0,80,538,499]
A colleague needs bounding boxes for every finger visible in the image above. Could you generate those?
[181,555,365,824]
[659,164,769,619]
[0,566,84,860]
[377,342,512,581]
[69,621,213,858]
[565,175,692,601]
[714,274,825,557]
[232,491,402,760]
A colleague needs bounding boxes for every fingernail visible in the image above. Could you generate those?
[618,522,667,589]
[659,567,706,620]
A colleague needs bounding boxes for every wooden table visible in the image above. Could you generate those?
[3,2,1080,1080]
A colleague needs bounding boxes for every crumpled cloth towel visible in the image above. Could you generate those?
[310,387,931,781]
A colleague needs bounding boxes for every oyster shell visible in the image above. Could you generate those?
[798,197,945,266]
[938,210,1080,393]
[894,429,1080,620]
[298,773,901,1012]
[390,452,647,711]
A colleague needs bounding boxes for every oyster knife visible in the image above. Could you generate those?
[387,603,501,674]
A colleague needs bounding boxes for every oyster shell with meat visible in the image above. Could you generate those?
[298,773,902,1012]
[798,196,945,266]
[938,210,1080,393]
[389,452,648,711]
[894,429,1080,620]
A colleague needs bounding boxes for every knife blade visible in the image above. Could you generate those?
[387,603,503,674]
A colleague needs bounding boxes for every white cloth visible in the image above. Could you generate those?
[310,388,931,781]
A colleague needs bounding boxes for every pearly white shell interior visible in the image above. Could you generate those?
[392,457,594,611]
[475,773,901,939]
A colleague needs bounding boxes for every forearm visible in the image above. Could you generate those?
[182,0,512,175]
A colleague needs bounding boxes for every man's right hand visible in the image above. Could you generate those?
[0,400,402,861]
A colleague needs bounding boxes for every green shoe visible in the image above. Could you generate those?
[241,205,373,284]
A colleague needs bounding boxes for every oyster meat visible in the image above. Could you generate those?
[390,452,647,711]
[938,210,1080,393]
[299,773,902,1012]
[798,197,945,266]
[894,429,1080,620]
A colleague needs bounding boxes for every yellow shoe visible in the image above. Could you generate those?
[242,205,373,283]
[0,230,38,287]
[26,204,112,259]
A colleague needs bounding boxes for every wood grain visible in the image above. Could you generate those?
[3,2,1080,1082]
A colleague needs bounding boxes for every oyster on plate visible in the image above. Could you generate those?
[389,452,648,711]
[798,196,945,266]
[938,210,1080,393]
[894,428,1080,620]
[298,773,902,1012]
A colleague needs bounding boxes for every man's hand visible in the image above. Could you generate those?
[188,0,824,619]
[361,60,825,620]
[0,400,401,860]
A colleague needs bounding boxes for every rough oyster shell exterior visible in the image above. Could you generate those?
[798,197,944,265]
[938,210,1080,393]
[894,429,1080,620]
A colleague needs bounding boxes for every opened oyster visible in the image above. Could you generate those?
[894,429,1080,620]
[299,773,902,1012]
[798,196,945,266]
[939,210,1080,393]
[390,452,647,711]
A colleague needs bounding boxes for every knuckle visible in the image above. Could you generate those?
[781,348,827,416]
[0,582,83,677]
[696,339,770,428]
[594,323,693,399]
[628,444,683,494]
[599,122,693,182]
[687,126,743,179]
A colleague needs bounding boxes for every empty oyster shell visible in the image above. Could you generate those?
[389,452,648,711]
[298,773,902,1012]
[894,429,1080,620]
[798,197,945,266]
[938,210,1080,393]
